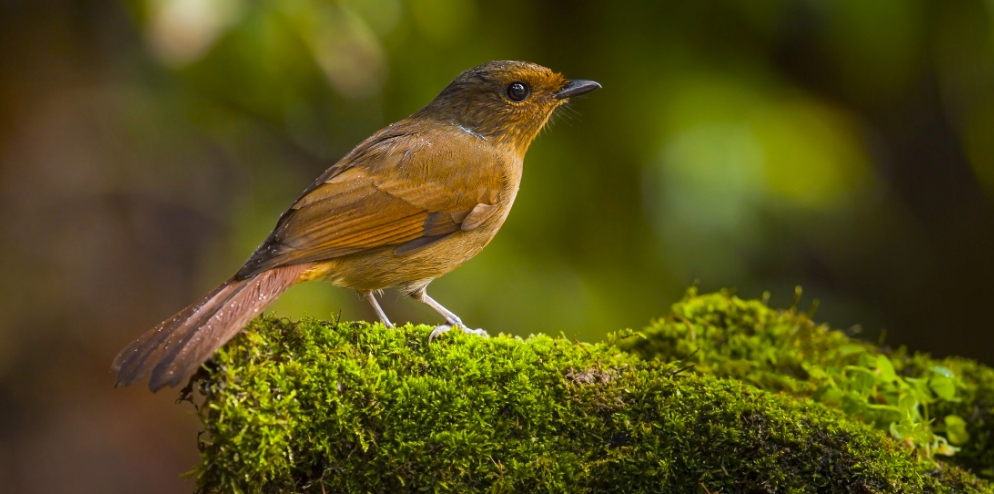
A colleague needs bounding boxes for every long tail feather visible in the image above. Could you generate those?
[112,264,308,391]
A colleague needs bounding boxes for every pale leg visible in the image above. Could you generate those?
[410,289,488,342]
[362,291,394,328]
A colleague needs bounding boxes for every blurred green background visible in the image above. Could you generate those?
[3,0,994,491]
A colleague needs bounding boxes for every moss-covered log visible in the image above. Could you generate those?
[618,289,994,476]
[193,294,994,493]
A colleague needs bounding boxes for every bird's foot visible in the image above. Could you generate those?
[428,324,489,343]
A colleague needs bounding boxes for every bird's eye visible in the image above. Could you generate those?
[505,82,530,102]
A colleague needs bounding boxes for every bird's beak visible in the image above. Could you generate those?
[554,79,602,99]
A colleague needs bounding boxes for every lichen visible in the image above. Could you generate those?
[193,302,994,493]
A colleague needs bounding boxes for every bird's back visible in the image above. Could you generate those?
[245,118,524,292]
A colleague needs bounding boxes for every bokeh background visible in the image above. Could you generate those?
[2,0,994,491]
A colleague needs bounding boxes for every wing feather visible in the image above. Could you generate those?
[236,126,508,279]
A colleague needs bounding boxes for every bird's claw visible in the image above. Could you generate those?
[428,324,489,343]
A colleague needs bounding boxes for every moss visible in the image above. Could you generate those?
[617,288,994,478]
[195,312,992,492]
[895,352,994,476]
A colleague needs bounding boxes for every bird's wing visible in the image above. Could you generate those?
[236,128,506,279]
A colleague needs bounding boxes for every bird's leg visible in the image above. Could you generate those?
[408,286,488,342]
[362,291,394,328]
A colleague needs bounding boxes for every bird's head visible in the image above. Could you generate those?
[416,61,600,155]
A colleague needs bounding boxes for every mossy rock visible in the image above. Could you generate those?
[192,293,994,493]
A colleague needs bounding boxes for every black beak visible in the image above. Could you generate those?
[554,79,602,99]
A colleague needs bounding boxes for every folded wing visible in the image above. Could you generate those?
[236,128,505,279]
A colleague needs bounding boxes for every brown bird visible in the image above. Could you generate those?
[113,61,600,391]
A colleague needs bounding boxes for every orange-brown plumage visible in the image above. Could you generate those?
[113,61,600,391]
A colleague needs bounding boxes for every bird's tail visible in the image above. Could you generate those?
[112,264,309,391]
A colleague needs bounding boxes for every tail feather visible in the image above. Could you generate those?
[112,281,239,384]
[113,264,308,391]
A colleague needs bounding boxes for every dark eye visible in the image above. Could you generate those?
[505,82,530,102]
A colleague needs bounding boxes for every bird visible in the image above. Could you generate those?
[112,60,601,392]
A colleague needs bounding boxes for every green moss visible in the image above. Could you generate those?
[195,312,992,493]
[616,288,994,477]
[894,352,994,476]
